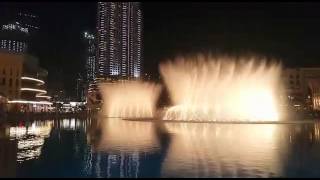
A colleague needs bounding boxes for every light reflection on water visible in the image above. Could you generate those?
[162,123,284,177]
[9,121,53,162]
[86,118,166,178]
[96,118,160,153]
[1,118,320,177]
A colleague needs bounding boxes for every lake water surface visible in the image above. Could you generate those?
[1,117,320,178]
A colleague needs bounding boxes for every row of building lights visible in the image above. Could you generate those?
[2,22,29,34]
[0,40,27,53]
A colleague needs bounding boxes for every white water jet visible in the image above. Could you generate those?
[160,54,282,122]
[99,80,161,118]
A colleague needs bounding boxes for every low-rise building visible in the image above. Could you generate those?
[0,52,51,113]
[282,67,320,110]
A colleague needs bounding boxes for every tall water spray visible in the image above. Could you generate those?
[160,54,282,122]
[99,80,161,118]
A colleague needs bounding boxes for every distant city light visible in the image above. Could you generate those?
[84,31,94,39]
[2,22,29,33]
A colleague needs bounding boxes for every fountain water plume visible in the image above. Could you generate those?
[160,54,282,122]
[99,80,161,118]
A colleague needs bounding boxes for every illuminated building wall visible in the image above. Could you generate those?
[15,55,51,112]
[96,2,143,80]
[96,2,107,78]
[0,53,52,112]
[283,67,320,109]
[0,52,23,100]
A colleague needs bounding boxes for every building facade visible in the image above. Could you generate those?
[282,67,320,110]
[14,55,51,112]
[96,2,143,80]
[0,53,23,100]
[0,52,51,113]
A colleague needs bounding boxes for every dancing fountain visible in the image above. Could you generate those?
[99,80,161,118]
[160,54,282,122]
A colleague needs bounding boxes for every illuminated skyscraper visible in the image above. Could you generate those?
[83,31,97,95]
[96,2,143,80]
[83,31,96,82]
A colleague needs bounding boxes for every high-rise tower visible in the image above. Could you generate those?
[96,2,142,80]
[83,31,96,83]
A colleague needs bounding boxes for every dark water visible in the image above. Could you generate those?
[1,117,320,178]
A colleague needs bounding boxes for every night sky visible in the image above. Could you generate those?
[1,2,320,97]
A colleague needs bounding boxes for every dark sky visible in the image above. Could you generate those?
[1,2,320,97]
